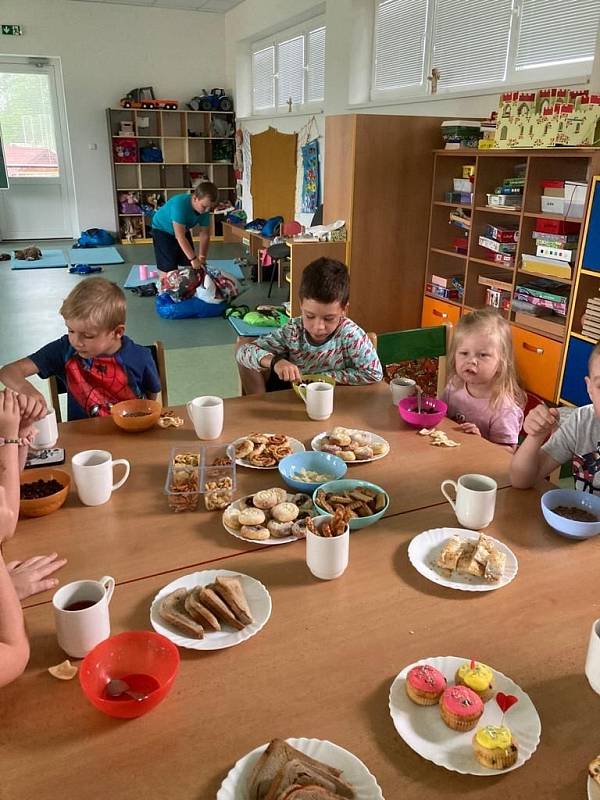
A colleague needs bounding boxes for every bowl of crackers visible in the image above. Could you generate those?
[278,451,347,492]
[111,398,162,432]
[398,396,447,429]
[312,479,389,530]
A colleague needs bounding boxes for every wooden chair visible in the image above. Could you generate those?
[49,340,169,422]
[376,324,453,395]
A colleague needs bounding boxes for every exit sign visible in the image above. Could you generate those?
[1,25,23,36]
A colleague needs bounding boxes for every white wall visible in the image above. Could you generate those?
[1,0,226,234]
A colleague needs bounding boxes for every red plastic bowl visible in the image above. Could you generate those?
[398,396,448,428]
[79,631,180,719]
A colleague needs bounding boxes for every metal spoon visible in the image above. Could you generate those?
[104,678,147,702]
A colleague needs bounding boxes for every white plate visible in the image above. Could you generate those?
[589,776,600,800]
[150,569,271,651]
[232,434,305,469]
[223,492,310,545]
[311,429,390,463]
[389,655,541,775]
[408,528,518,592]
[217,737,384,800]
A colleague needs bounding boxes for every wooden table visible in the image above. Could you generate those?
[8,385,512,605]
[3,487,599,799]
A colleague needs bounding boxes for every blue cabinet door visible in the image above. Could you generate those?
[582,180,600,272]
[561,337,593,406]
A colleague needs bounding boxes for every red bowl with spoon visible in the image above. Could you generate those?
[79,631,179,718]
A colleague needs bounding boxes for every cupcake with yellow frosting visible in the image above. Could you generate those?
[472,725,518,769]
[455,660,494,702]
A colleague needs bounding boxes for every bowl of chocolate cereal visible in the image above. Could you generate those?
[20,468,71,518]
[111,399,162,432]
[541,488,600,539]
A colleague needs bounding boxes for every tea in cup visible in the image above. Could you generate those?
[53,576,115,658]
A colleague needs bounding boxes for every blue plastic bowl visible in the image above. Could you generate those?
[278,451,347,493]
[312,479,389,530]
[540,488,600,540]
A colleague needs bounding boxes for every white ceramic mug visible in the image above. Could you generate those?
[440,473,497,529]
[390,377,417,406]
[306,516,349,580]
[71,449,130,506]
[32,409,59,449]
[297,382,334,421]
[186,396,224,440]
[585,618,600,696]
[52,576,115,658]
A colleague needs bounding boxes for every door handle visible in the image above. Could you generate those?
[433,309,448,319]
[522,342,544,355]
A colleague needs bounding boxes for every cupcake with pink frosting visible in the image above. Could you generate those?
[439,685,484,731]
[405,664,447,706]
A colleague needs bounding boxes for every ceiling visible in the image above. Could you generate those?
[69,0,245,12]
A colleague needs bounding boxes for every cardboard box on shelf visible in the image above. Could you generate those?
[431,274,462,289]
[484,223,519,243]
[487,193,522,208]
[541,195,585,218]
[536,244,575,263]
[478,236,517,254]
[521,253,571,280]
[535,218,581,235]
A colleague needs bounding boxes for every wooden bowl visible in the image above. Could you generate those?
[20,468,71,518]
[111,399,162,432]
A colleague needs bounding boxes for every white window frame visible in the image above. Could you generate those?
[370,0,598,104]
[251,16,326,115]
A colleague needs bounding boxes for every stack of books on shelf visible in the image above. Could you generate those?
[427,274,464,301]
[486,167,526,209]
[582,297,600,340]
[478,223,518,267]
[513,279,569,315]
[521,218,580,281]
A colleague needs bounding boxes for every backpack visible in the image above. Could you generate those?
[261,216,284,237]
[244,218,266,232]
[139,144,163,163]
[74,228,115,248]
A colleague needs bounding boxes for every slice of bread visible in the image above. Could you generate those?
[184,588,221,631]
[278,785,348,799]
[200,585,244,630]
[158,588,204,639]
[264,758,354,800]
[213,574,254,625]
[249,740,344,800]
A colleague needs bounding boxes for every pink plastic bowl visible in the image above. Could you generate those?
[397,396,448,428]
[79,631,180,719]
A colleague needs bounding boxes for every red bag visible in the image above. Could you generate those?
[113,137,138,163]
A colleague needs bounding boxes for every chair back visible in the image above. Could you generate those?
[376,325,452,395]
[281,221,303,237]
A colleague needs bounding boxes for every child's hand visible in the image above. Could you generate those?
[16,392,47,428]
[456,422,481,436]
[523,404,559,439]
[6,553,67,600]
[274,359,302,383]
[0,389,21,440]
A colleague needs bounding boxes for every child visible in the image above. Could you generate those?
[235,258,383,394]
[441,308,525,449]
[511,342,600,492]
[0,278,161,420]
[151,181,217,273]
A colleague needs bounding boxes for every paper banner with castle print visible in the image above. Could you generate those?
[495,89,600,148]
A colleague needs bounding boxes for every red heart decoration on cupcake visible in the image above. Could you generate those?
[496,692,518,713]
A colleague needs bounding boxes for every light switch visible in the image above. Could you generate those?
[88,143,97,150]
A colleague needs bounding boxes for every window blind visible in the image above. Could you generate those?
[516,0,600,70]
[307,26,326,102]
[252,46,275,111]
[277,35,305,107]
[373,0,428,91]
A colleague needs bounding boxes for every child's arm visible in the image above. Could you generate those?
[236,326,292,373]
[0,390,24,540]
[511,405,561,488]
[333,329,383,385]
[0,495,29,688]
[0,358,47,417]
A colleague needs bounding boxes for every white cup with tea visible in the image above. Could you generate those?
[52,576,115,658]
[32,409,59,449]
[305,515,349,580]
[297,382,334,421]
[187,396,224,440]
[586,618,600,696]
[72,449,130,506]
[390,377,416,406]
[440,473,497,529]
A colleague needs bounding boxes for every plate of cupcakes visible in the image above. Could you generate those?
[388,656,541,775]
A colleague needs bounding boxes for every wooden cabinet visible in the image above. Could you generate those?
[423,148,600,401]
[421,296,461,328]
[107,107,236,244]
[324,114,443,334]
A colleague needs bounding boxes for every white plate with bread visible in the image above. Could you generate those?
[218,736,384,799]
[408,528,518,592]
[150,569,271,650]
[311,428,389,464]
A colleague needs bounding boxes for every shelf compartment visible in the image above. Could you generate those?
[163,166,187,189]
[522,154,589,215]
[161,111,186,137]
[114,163,139,190]
[187,113,211,138]
[109,109,135,137]
[162,138,187,164]
[472,155,526,211]
[135,110,160,138]
[140,164,162,189]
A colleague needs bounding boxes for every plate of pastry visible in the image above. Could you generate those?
[232,433,305,469]
[222,487,316,544]
[389,656,541,775]
[408,528,518,592]
[217,737,384,800]
[150,569,271,651]
[310,426,390,463]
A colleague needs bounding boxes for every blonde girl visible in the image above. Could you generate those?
[441,308,526,449]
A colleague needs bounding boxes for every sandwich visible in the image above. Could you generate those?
[264,758,354,800]
[158,588,204,638]
[198,585,245,630]
[213,575,254,626]
[277,787,348,799]
[184,587,221,631]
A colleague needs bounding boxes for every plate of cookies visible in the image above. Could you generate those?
[233,433,305,469]
[311,426,390,463]
[222,487,316,544]
[389,656,541,775]
[408,529,518,592]
[150,569,271,651]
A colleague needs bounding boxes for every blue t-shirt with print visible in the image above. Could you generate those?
[29,335,161,420]
[151,193,210,235]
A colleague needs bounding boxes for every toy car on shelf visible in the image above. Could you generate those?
[187,88,233,112]
[120,86,178,110]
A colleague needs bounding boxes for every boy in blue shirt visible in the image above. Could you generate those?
[0,278,161,420]
[151,181,217,274]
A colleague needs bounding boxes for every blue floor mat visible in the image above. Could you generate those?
[69,246,124,265]
[123,265,160,289]
[207,259,244,280]
[226,316,278,337]
[10,250,68,269]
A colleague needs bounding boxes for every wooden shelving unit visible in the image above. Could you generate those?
[422,148,600,401]
[107,107,235,244]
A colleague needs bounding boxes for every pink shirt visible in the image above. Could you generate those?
[441,381,524,446]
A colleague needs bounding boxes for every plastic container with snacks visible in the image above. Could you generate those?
[163,444,236,512]
[164,447,201,512]
[201,443,236,511]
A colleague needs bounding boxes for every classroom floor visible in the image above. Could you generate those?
[0,239,288,406]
